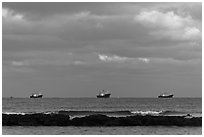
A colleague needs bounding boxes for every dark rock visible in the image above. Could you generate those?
[3,113,70,126]
[2,114,202,126]
[71,114,111,126]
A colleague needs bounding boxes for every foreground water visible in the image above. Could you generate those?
[2,97,202,135]
[3,126,201,135]
[2,98,201,116]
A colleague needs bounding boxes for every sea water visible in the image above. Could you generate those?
[2,97,202,135]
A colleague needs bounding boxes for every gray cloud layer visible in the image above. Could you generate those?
[2,2,202,97]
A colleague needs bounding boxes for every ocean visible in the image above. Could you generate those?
[2,97,202,135]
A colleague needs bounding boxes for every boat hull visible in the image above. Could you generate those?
[97,94,111,98]
[158,95,173,98]
[30,95,43,98]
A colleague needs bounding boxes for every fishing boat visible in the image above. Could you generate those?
[97,90,111,98]
[158,92,173,98]
[30,93,43,98]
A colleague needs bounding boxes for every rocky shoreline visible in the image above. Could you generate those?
[2,113,202,126]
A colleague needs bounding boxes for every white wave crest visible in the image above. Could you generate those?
[3,112,26,115]
[131,110,162,116]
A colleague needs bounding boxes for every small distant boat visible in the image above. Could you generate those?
[97,90,111,98]
[30,93,43,98]
[158,92,174,98]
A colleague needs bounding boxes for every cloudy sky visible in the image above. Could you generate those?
[2,2,202,97]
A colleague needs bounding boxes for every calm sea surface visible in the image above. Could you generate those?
[2,97,202,135]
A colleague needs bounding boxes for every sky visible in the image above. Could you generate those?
[2,2,202,97]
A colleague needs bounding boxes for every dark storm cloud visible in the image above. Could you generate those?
[2,3,144,18]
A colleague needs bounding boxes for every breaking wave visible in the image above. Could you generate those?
[3,110,199,117]
[3,112,26,115]
[131,110,163,116]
